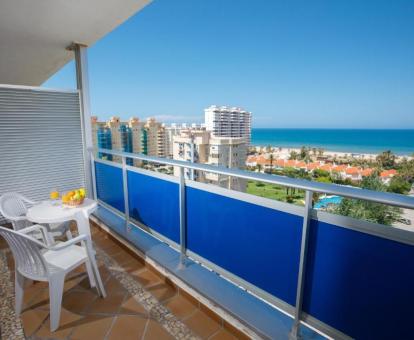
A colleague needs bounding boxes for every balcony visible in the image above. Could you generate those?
[1,2,414,340]
[89,148,414,340]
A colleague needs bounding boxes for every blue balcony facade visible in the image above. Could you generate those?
[92,151,414,340]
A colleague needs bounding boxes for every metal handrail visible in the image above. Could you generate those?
[91,146,414,338]
[92,147,414,210]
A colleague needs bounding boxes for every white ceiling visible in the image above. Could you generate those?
[0,0,151,86]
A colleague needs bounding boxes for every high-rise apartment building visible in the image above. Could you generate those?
[106,117,123,163]
[205,105,252,145]
[205,137,247,191]
[172,130,247,191]
[173,129,210,181]
[165,124,184,158]
[91,116,112,160]
[165,123,205,158]
[144,118,166,158]
[128,117,144,166]
[91,116,168,164]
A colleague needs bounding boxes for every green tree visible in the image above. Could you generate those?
[317,148,324,157]
[312,169,330,179]
[376,150,396,169]
[387,175,411,194]
[267,154,274,174]
[289,151,298,160]
[396,158,414,183]
[334,175,401,225]
[300,146,308,160]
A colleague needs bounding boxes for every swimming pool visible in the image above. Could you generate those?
[314,195,343,209]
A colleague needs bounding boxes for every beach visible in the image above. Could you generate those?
[251,146,412,161]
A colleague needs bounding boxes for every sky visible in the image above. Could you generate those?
[43,0,414,128]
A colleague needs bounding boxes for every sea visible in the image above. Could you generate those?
[251,129,414,156]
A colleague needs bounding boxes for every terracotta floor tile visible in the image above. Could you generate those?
[22,284,44,305]
[104,276,128,294]
[111,250,137,266]
[64,273,89,292]
[97,264,112,282]
[147,282,177,302]
[20,309,49,337]
[163,294,198,319]
[86,292,126,315]
[131,269,162,287]
[99,242,123,255]
[35,308,83,339]
[210,329,238,340]
[119,294,147,316]
[107,315,148,340]
[122,257,146,273]
[23,287,50,310]
[183,309,221,339]
[144,319,174,340]
[62,289,98,314]
[70,315,114,339]
[73,276,97,292]
[31,280,48,289]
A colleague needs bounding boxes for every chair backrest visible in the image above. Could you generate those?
[0,226,48,279]
[0,192,32,231]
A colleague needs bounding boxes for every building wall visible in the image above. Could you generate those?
[205,105,252,145]
[107,116,122,163]
[145,118,166,158]
[129,117,144,167]
[206,137,247,192]
[173,130,210,181]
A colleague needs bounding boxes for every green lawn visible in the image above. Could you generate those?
[246,180,305,205]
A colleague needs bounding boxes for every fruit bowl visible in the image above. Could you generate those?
[63,197,84,207]
[62,188,86,207]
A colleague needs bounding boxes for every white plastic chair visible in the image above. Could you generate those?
[0,225,106,332]
[0,192,72,242]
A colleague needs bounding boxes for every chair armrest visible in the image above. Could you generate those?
[18,224,50,245]
[48,234,90,251]
[9,215,27,222]
[22,197,37,205]
[18,224,47,234]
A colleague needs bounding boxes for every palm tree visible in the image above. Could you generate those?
[269,154,274,173]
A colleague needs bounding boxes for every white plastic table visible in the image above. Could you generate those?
[26,198,97,238]
[26,198,98,287]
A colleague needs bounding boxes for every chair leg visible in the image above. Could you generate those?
[85,258,96,288]
[85,247,106,298]
[15,271,25,316]
[92,256,106,298]
[48,273,65,332]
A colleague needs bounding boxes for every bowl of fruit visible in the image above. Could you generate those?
[62,188,86,207]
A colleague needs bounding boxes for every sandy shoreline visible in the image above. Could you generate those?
[251,146,412,161]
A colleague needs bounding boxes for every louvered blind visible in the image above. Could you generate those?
[0,85,85,224]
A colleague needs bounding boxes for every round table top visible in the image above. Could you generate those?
[26,198,97,224]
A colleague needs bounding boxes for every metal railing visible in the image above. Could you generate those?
[89,147,414,339]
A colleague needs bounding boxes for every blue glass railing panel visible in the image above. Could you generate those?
[95,161,125,212]
[127,171,180,243]
[303,219,414,339]
[186,186,303,306]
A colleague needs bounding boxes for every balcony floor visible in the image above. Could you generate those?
[0,224,244,340]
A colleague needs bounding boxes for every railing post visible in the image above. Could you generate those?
[290,190,313,339]
[121,156,130,233]
[90,150,97,201]
[179,167,187,265]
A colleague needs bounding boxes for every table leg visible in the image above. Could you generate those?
[75,212,96,288]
